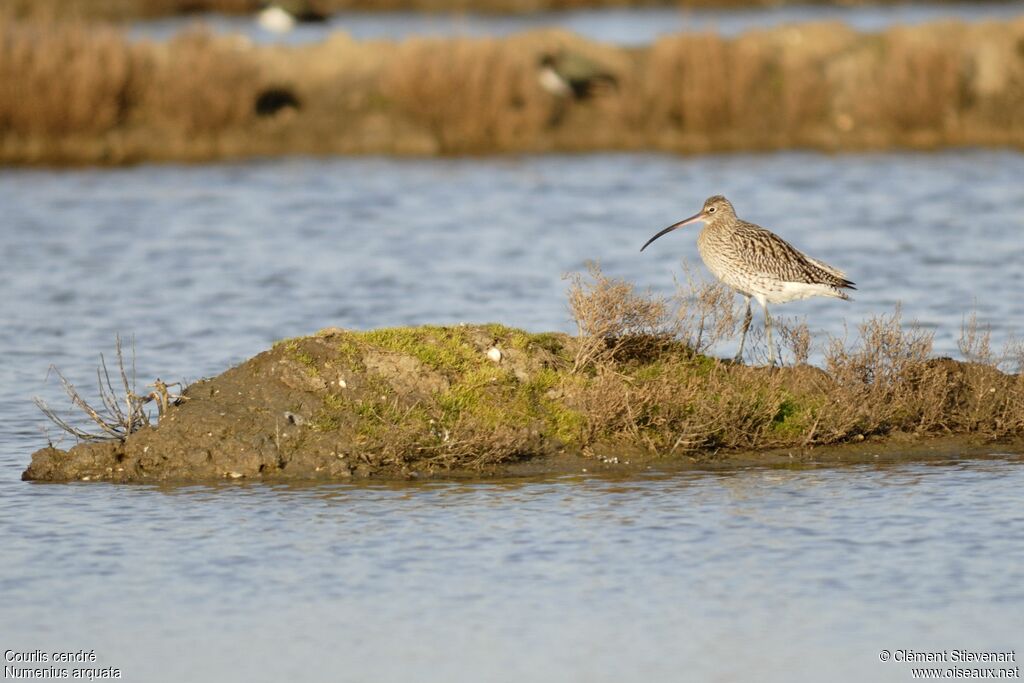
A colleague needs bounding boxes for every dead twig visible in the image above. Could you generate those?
[34,336,184,442]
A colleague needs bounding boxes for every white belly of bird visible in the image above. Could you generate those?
[765,281,842,304]
[538,68,571,97]
[698,246,841,306]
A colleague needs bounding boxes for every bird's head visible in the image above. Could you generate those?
[641,195,734,252]
[699,195,734,219]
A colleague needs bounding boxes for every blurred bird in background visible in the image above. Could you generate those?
[537,50,618,100]
[258,0,329,33]
[537,50,618,126]
[254,87,302,118]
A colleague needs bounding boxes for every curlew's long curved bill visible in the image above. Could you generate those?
[640,212,705,252]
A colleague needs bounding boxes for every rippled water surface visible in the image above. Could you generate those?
[2,151,1023,681]
[129,2,1024,45]
[3,462,1024,681]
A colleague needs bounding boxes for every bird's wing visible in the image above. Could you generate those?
[557,51,616,82]
[804,254,846,280]
[280,0,325,18]
[734,222,854,289]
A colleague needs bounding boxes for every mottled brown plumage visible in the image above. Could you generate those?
[641,195,855,364]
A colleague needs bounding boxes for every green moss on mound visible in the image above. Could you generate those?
[304,325,586,458]
[21,322,1024,483]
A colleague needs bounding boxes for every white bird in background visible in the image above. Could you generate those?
[257,1,328,33]
[537,51,618,100]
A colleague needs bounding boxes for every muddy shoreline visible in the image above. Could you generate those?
[24,324,1024,483]
[505,435,1024,477]
[25,421,1024,484]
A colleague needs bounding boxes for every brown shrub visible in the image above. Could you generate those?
[816,308,934,438]
[950,313,1024,435]
[563,266,1024,457]
[775,316,813,366]
[669,264,739,355]
[565,262,672,372]
[562,264,795,453]
[565,261,740,372]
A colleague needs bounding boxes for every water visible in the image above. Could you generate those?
[2,151,1023,681]
[128,2,1024,45]
[3,462,1024,681]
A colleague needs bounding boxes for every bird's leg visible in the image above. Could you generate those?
[764,303,776,367]
[734,296,752,363]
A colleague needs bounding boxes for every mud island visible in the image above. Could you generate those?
[24,269,1024,482]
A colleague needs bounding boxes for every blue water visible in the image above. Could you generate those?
[2,151,1023,682]
[2,152,1021,408]
[3,461,1023,681]
[128,2,1024,45]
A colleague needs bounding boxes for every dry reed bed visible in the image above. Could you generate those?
[10,0,994,20]
[2,16,1024,164]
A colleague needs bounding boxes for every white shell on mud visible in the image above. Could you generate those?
[486,347,503,363]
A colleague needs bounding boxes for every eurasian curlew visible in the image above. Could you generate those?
[641,195,855,365]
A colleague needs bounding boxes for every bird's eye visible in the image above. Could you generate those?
[708,207,716,213]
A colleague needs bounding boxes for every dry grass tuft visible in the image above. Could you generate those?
[956,310,1022,370]
[776,316,813,366]
[565,261,672,372]
[565,261,741,373]
[825,306,933,392]
[669,264,739,355]
[559,266,1024,457]
[814,307,935,440]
